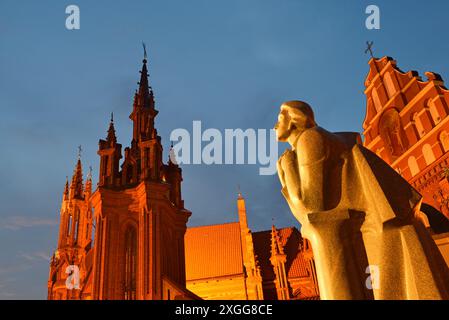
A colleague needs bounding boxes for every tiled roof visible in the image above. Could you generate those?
[185,222,311,283]
[185,222,244,281]
[253,227,310,280]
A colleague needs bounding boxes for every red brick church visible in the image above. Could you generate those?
[48,52,449,300]
[48,55,194,300]
[362,55,449,219]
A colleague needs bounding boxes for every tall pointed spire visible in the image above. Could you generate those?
[129,45,159,147]
[137,43,155,110]
[63,176,69,200]
[138,57,150,100]
[70,149,84,199]
[106,112,117,144]
[85,165,93,198]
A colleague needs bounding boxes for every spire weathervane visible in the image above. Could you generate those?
[365,41,374,58]
[77,145,82,159]
[142,42,147,61]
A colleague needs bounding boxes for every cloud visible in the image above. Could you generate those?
[17,251,51,262]
[0,216,57,230]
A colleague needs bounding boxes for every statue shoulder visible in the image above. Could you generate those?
[296,127,330,165]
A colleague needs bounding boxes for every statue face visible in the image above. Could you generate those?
[274,109,291,142]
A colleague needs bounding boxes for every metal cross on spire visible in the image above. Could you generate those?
[365,41,374,58]
[77,145,82,159]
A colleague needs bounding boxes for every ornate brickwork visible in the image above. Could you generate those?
[363,56,449,218]
[48,55,194,300]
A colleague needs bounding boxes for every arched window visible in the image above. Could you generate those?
[422,144,436,165]
[124,226,137,300]
[427,99,441,124]
[440,131,449,152]
[408,156,419,177]
[74,220,79,242]
[412,113,425,138]
[67,215,72,236]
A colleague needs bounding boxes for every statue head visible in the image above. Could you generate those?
[274,101,316,143]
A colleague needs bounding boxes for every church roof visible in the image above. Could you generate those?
[185,222,311,283]
[184,222,244,281]
[253,227,310,280]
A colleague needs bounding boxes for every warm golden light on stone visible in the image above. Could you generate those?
[275,100,449,300]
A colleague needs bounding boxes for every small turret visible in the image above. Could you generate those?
[63,177,69,201]
[270,224,289,300]
[69,154,84,200]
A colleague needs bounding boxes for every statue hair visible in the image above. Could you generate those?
[281,101,317,129]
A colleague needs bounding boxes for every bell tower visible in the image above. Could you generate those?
[48,154,93,300]
[90,52,192,300]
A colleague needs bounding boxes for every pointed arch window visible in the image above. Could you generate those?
[67,215,72,236]
[412,113,425,138]
[124,226,137,300]
[427,99,441,125]
[74,220,79,242]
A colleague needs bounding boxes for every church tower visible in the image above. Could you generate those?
[237,191,263,300]
[48,155,93,300]
[90,53,192,300]
[362,55,449,218]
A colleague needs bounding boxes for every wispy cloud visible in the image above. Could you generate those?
[0,216,57,230]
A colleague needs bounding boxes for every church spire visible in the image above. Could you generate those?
[63,176,69,201]
[130,46,159,143]
[270,224,289,300]
[136,44,155,110]
[70,148,84,199]
[106,112,117,145]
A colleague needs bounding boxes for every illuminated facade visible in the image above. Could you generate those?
[184,193,320,300]
[362,56,449,266]
[363,56,449,218]
[47,53,449,300]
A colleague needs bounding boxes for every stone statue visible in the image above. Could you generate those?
[275,100,449,300]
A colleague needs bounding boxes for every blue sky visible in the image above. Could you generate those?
[1,0,449,299]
